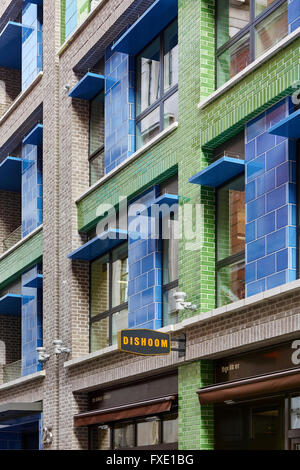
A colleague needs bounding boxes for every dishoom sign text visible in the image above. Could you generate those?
[118,329,171,356]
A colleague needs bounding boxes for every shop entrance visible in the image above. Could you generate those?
[215,398,284,450]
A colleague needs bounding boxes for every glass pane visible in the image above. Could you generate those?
[217,33,250,87]
[112,243,128,308]
[90,317,109,352]
[136,106,160,149]
[251,407,281,450]
[111,309,128,345]
[164,19,178,93]
[255,2,288,58]
[163,287,178,326]
[113,422,135,449]
[137,418,160,447]
[90,149,104,186]
[163,218,178,285]
[136,37,160,115]
[255,0,277,16]
[291,396,300,429]
[90,254,109,317]
[163,92,178,128]
[89,91,104,154]
[217,259,245,307]
[217,0,250,48]
[163,415,178,444]
[217,175,245,261]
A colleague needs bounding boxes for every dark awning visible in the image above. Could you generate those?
[74,395,175,427]
[0,402,42,426]
[197,367,300,405]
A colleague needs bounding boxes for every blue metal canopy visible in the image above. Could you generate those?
[68,228,128,261]
[189,157,245,188]
[268,109,300,139]
[0,294,34,316]
[23,124,43,146]
[0,157,22,192]
[23,274,43,289]
[0,22,33,69]
[69,73,106,100]
[28,0,43,5]
[112,0,178,55]
[141,194,179,214]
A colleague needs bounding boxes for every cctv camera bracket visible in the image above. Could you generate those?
[171,334,186,358]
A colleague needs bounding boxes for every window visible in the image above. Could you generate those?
[90,243,128,352]
[160,176,179,326]
[136,19,178,149]
[216,175,245,307]
[216,0,288,88]
[89,91,104,185]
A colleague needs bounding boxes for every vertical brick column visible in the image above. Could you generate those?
[178,361,214,450]
[21,264,42,377]
[288,0,300,32]
[22,2,43,91]
[104,46,135,173]
[245,98,297,296]
[128,186,163,329]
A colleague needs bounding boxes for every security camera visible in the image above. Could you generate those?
[64,84,70,91]
[173,292,197,311]
[36,347,50,363]
[53,339,70,355]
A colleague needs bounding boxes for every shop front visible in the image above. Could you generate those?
[74,373,178,450]
[197,339,300,450]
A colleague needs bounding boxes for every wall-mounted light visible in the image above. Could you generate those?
[173,292,197,311]
[36,347,50,363]
[53,339,70,355]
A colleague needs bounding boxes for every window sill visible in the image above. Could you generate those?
[0,370,45,392]
[198,27,300,111]
[75,121,179,204]
[0,71,43,127]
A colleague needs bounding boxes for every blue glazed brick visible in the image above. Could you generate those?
[266,141,286,171]
[257,254,275,279]
[290,16,300,31]
[246,278,265,297]
[135,273,147,292]
[291,248,297,269]
[288,183,297,204]
[276,249,288,271]
[247,154,265,182]
[288,226,297,247]
[266,228,286,254]
[245,139,255,162]
[245,262,256,283]
[247,195,265,223]
[288,0,300,23]
[247,237,265,262]
[245,180,256,202]
[245,221,256,243]
[148,269,155,287]
[247,114,266,142]
[266,271,286,290]
[257,212,275,238]
[276,162,289,187]
[266,185,286,212]
[257,132,275,155]
[142,254,154,272]
[288,269,297,282]
[276,205,288,229]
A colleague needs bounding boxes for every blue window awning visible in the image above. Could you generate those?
[23,274,43,289]
[0,157,22,192]
[111,0,178,55]
[0,22,33,69]
[0,294,34,316]
[141,193,179,215]
[68,228,128,261]
[69,73,106,100]
[28,0,43,4]
[189,157,245,188]
[23,124,43,146]
[268,108,300,139]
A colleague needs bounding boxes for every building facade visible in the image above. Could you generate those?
[0,0,299,450]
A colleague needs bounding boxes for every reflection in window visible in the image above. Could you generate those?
[216,175,245,307]
[90,243,128,352]
[255,2,288,58]
[89,90,104,185]
[136,19,178,150]
[291,396,300,430]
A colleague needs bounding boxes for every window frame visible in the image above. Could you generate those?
[89,242,128,349]
[215,175,245,308]
[215,0,287,88]
[135,18,178,147]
